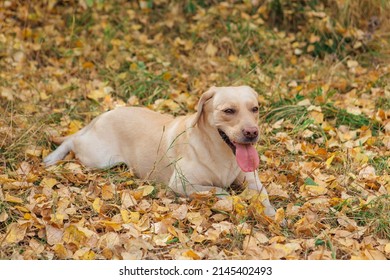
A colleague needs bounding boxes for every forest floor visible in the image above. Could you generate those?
[0,0,389,260]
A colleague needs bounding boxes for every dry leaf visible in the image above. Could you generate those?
[5,223,28,244]
[172,204,188,220]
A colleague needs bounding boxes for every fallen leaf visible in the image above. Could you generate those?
[121,190,137,208]
[40,177,58,189]
[92,197,103,213]
[4,223,28,244]
[205,43,218,56]
[212,199,233,212]
[62,225,86,247]
[4,193,23,204]
[171,204,188,220]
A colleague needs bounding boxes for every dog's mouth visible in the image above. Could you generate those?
[218,129,236,154]
[218,129,260,172]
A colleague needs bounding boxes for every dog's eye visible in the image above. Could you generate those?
[223,108,236,114]
[252,107,259,113]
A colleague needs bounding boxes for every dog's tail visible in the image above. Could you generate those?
[43,114,102,167]
[43,136,73,166]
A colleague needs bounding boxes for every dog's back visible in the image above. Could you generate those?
[44,107,174,175]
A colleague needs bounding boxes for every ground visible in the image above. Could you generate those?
[0,0,389,260]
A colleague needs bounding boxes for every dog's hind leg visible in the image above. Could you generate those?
[43,137,74,166]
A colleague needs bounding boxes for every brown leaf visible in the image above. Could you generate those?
[4,223,28,244]
[171,204,188,220]
[46,225,64,245]
[212,199,233,212]
[121,190,137,208]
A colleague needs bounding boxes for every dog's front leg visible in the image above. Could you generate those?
[235,171,276,218]
[168,170,229,198]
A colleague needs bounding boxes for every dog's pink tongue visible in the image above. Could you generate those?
[234,143,259,172]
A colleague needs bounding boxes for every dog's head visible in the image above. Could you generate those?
[191,86,260,172]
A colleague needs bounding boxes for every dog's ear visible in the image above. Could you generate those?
[190,87,216,127]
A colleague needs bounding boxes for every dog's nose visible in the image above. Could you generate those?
[242,127,258,140]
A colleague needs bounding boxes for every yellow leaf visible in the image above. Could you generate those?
[120,209,130,223]
[50,213,64,226]
[40,177,58,189]
[275,208,285,225]
[92,197,103,213]
[0,175,14,184]
[102,184,115,200]
[248,199,265,218]
[130,63,138,70]
[305,185,328,196]
[129,211,140,223]
[138,185,155,197]
[14,205,30,212]
[5,223,28,244]
[191,230,206,243]
[63,225,86,246]
[82,250,96,260]
[5,193,23,204]
[325,153,336,168]
[183,250,201,260]
[23,213,32,220]
[351,148,369,164]
[385,243,390,255]
[101,220,122,231]
[87,89,108,101]
[232,196,247,217]
[155,99,180,113]
[162,72,172,81]
[53,244,69,259]
[68,120,83,135]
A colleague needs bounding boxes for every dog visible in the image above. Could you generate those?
[44,86,276,218]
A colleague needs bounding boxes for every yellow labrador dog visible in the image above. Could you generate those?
[44,86,276,217]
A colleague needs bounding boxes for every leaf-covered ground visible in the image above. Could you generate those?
[1,0,390,260]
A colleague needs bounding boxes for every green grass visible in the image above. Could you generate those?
[263,93,382,137]
[369,156,390,175]
[349,195,390,239]
[322,103,382,132]
[376,97,390,110]
[333,195,390,239]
